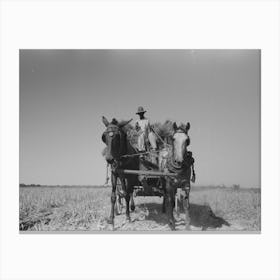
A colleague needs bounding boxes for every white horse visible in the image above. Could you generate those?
[159,122,195,230]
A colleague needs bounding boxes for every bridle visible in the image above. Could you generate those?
[102,124,126,166]
[169,128,190,171]
[102,118,133,146]
[102,124,122,141]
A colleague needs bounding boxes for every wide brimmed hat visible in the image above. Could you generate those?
[136,106,147,114]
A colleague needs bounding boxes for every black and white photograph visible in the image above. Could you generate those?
[1,1,280,279]
[19,49,261,232]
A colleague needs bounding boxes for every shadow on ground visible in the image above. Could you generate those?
[136,202,230,230]
[188,203,230,230]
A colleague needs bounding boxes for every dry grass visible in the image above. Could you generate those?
[19,186,261,232]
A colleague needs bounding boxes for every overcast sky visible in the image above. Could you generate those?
[20,49,260,187]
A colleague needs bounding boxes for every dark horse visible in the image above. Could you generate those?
[101,116,142,226]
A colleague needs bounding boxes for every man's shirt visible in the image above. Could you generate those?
[135,118,150,133]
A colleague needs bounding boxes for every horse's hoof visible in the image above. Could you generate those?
[170,225,176,231]
[185,224,191,231]
[169,221,176,231]
[126,216,131,223]
[130,205,135,212]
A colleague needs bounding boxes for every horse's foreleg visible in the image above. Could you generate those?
[165,178,176,230]
[120,178,131,222]
[130,194,135,211]
[182,182,191,230]
[162,196,166,213]
[161,178,166,213]
[125,192,131,222]
[108,173,117,225]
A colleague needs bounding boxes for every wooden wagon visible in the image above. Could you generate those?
[113,167,183,214]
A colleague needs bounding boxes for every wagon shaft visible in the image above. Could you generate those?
[116,169,177,177]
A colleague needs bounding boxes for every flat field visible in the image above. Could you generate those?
[19,186,261,232]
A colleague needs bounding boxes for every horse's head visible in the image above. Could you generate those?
[101,116,132,164]
[171,122,190,165]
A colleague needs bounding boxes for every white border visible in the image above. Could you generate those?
[1,1,280,280]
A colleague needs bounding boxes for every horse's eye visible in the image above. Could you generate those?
[102,133,106,143]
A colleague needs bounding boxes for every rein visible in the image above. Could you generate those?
[150,126,171,147]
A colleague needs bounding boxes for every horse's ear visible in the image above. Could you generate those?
[173,122,178,131]
[102,116,109,127]
[186,122,190,131]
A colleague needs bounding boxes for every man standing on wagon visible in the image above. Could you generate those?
[134,106,158,194]
[135,106,157,152]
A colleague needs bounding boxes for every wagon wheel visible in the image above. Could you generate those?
[115,178,123,215]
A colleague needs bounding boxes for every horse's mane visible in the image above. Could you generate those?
[152,120,174,139]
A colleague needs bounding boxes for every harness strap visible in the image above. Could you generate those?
[191,163,196,183]
[150,126,171,147]
[104,163,110,185]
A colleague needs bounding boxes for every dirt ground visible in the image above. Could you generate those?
[19,186,261,232]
